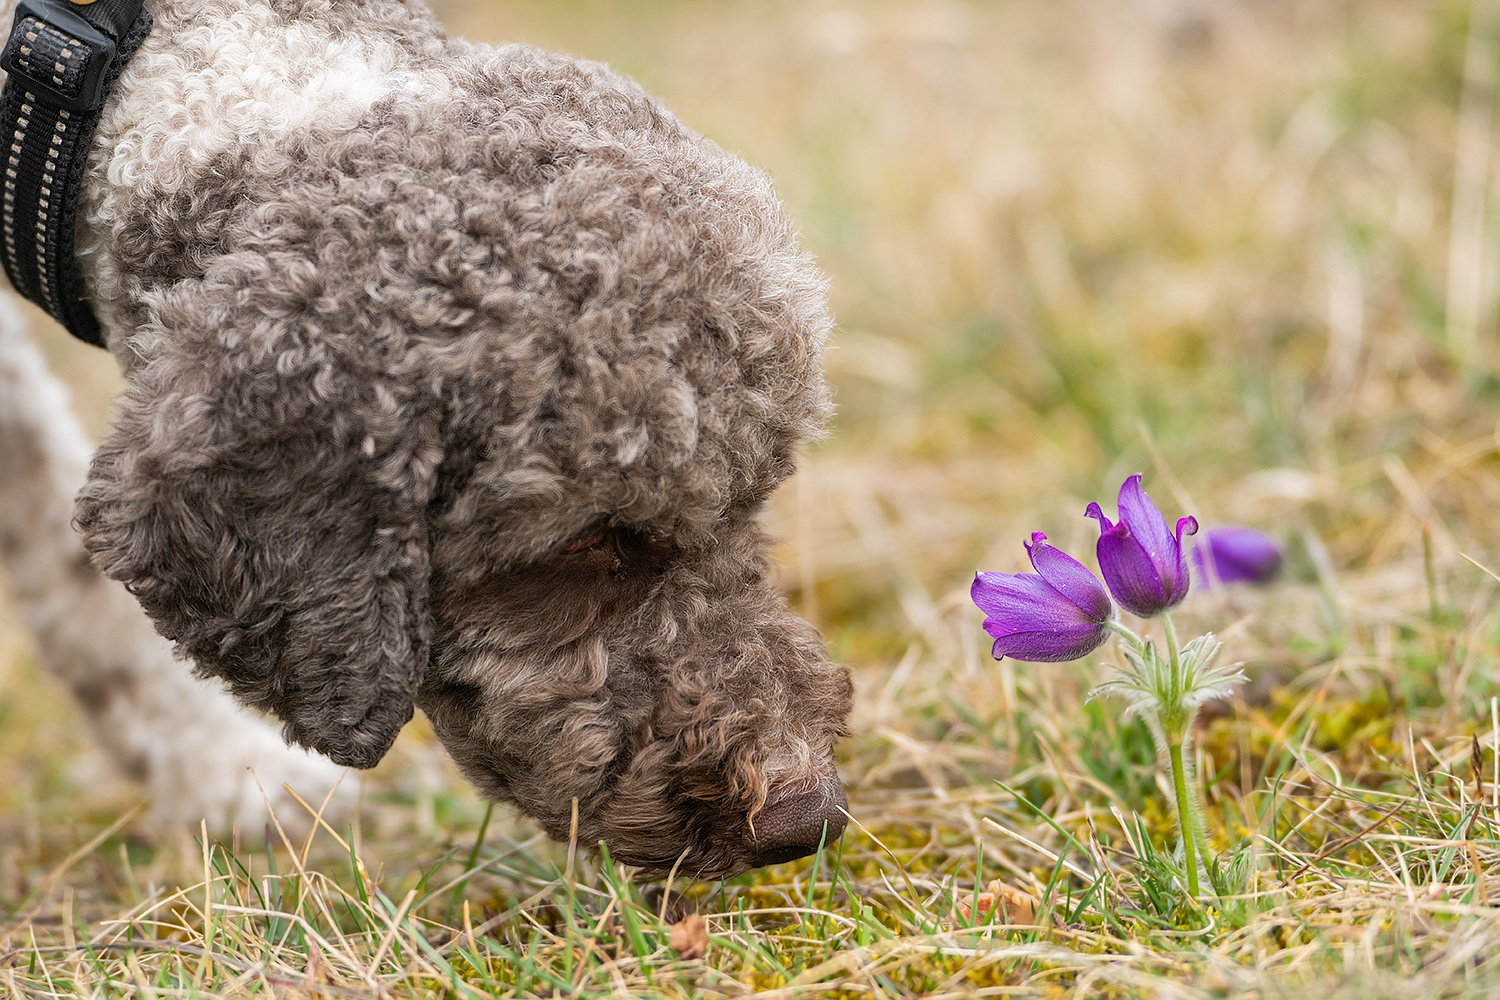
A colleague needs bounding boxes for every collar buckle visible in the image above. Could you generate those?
[0,0,117,112]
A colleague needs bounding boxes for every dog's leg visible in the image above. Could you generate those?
[0,297,351,835]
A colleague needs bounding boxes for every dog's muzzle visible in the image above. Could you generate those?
[747,774,849,867]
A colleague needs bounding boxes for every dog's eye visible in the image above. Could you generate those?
[562,532,608,555]
[555,526,671,585]
[559,529,628,580]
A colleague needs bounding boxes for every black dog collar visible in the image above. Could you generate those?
[0,0,151,348]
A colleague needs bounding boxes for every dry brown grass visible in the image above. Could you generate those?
[5,0,1500,995]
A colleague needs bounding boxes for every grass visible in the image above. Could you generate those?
[5,0,1500,995]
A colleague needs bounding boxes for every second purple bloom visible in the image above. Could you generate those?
[1085,474,1199,618]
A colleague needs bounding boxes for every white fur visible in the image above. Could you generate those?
[95,3,448,193]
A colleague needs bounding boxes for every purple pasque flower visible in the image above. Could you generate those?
[1085,474,1199,618]
[972,532,1114,662]
[1193,526,1282,585]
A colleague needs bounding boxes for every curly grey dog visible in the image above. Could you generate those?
[0,0,851,877]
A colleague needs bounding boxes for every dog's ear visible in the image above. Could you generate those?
[74,293,443,769]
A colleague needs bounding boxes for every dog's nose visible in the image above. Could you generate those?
[748,775,849,867]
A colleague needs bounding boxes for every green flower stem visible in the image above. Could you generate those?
[1104,618,1145,653]
[1101,612,1217,899]
[1159,612,1211,890]
[1184,753,1211,883]
[1167,739,1200,899]
[1160,612,1182,702]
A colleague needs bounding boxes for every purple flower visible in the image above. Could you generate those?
[971,532,1114,662]
[1193,526,1282,585]
[1085,475,1199,618]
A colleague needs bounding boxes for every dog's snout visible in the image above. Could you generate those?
[748,775,849,866]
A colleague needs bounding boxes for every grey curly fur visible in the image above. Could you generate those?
[0,298,349,835]
[1,0,851,875]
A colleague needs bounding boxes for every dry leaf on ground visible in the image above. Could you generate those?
[669,913,708,959]
[955,881,1039,925]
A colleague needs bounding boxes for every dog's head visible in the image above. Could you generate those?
[419,513,853,877]
[75,48,850,876]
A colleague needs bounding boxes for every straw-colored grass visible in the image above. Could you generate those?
[4,0,1500,995]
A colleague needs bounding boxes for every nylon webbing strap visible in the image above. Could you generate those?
[0,0,151,348]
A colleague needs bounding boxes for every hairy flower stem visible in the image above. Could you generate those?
[1098,613,1222,900]
[1168,740,1199,898]
[1105,618,1145,651]
[1159,612,1209,897]
[1161,613,1183,702]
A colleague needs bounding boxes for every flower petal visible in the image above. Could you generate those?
[1095,525,1169,617]
[1115,475,1176,575]
[989,623,1111,662]
[1025,532,1112,621]
[971,571,1069,620]
[1163,515,1200,603]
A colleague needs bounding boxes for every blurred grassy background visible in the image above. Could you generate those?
[3,0,1500,992]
